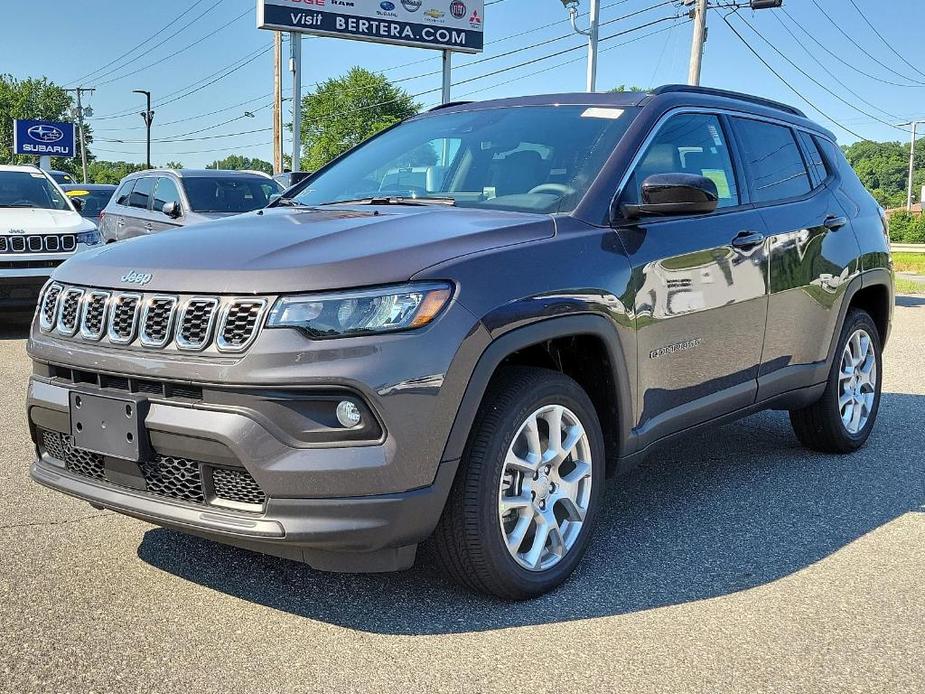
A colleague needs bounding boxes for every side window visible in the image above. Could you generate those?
[128,177,155,210]
[625,113,739,208]
[153,177,181,213]
[797,130,828,187]
[733,118,811,203]
[115,179,135,206]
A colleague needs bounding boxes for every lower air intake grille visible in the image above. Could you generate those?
[40,430,266,509]
[212,467,267,506]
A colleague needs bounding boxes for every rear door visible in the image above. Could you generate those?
[122,176,157,239]
[615,111,769,445]
[729,117,861,400]
[101,179,135,242]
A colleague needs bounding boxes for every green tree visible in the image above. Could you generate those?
[206,154,272,174]
[164,160,184,170]
[299,67,419,171]
[608,84,651,93]
[86,160,148,185]
[842,139,925,209]
[0,73,87,176]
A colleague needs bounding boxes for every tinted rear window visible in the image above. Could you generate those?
[69,189,115,217]
[733,118,811,203]
[181,177,276,213]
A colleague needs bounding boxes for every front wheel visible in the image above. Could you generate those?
[433,367,605,600]
[789,309,883,453]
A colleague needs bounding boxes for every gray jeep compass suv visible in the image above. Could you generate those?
[26,86,894,599]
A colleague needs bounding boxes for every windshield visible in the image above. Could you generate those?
[66,189,115,217]
[181,176,281,214]
[0,171,71,210]
[291,105,638,214]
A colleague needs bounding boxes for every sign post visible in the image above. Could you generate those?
[13,119,77,171]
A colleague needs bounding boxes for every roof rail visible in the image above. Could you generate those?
[428,101,473,111]
[650,84,806,118]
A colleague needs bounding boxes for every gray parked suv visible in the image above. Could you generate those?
[27,86,893,599]
[99,169,282,242]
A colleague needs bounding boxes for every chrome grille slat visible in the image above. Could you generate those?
[55,288,84,336]
[80,291,110,340]
[107,293,141,344]
[140,296,178,348]
[176,298,219,351]
[39,283,63,332]
[217,299,266,353]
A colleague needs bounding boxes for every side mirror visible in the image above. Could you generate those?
[621,173,718,220]
[70,196,84,212]
[162,201,181,219]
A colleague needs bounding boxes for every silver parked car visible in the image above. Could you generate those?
[99,169,282,243]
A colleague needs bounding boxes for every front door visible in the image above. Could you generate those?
[615,111,769,446]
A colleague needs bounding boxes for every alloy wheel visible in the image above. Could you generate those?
[497,404,593,572]
[838,328,877,434]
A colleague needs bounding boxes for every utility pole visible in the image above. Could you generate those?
[686,0,783,86]
[65,87,94,183]
[290,33,302,173]
[441,50,452,103]
[561,0,601,92]
[133,90,153,169]
[687,0,707,86]
[899,120,925,211]
[273,32,283,174]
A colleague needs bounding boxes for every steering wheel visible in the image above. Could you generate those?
[527,183,576,197]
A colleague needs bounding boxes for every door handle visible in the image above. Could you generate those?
[144,222,153,230]
[823,215,847,230]
[731,231,765,249]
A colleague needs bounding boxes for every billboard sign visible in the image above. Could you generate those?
[257,0,484,53]
[13,119,76,157]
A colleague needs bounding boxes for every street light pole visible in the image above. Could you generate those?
[290,33,302,173]
[133,90,153,169]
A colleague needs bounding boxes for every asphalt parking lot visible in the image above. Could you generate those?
[1,299,923,694]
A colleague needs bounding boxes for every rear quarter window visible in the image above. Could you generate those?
[732,118,811,203]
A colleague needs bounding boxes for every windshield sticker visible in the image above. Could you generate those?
[701,168,731,199]
[707,124,723,146]
[581,107,624,120]
[483,186,497,199]
[30,173,45,178]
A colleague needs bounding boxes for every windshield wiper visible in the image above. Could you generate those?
[273,197,307,207]
[0,203,36,208]
[319,196,456,207]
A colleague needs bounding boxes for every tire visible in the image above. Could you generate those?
[432,366,606,600]
[789,308,883,453]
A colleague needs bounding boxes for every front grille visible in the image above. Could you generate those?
[0,234,77,254]
[56,287,84,336]
[177,298,218,350]
[212,467,267,506]
[108,294,141,344]
[140,296,177,347]
[37,283,269,354]
[217,300,266,352]
[40,430,266,509]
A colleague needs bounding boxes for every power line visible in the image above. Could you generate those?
[733,12,904,132]
[65,0,211,86]
[845,0,925,81]
[808,0,925,86]
[719,12,871,142]
[95,7,253,88]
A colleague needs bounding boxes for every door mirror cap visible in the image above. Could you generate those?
[70,196,84,212]
[162,201,181,218]
[620,173,719,220]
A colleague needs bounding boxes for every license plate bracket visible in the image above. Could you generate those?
[70,391,150,462]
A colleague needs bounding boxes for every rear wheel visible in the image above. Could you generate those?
[433,367,605,600]
[789,309,882,453]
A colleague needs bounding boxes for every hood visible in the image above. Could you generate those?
[1,207,95,234]
[53,205,554,294]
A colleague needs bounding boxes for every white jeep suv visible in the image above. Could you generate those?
[0,165,100,312]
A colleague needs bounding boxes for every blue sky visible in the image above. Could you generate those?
[2,0,923,167]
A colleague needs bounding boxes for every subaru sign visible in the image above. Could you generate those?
[257,0,484,54]
[13,119,76,157]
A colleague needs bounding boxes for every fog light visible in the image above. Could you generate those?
[336,400,362,428]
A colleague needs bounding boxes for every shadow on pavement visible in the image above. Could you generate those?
[0,316,32,341]
[138,392,924,635]
[896,295,925,307]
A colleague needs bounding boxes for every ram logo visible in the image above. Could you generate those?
[27,125,64,143]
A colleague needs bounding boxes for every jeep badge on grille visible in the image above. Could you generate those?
[120,270,153,286]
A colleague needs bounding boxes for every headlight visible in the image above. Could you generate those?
[267,282,453,338]
[75,230,101,246]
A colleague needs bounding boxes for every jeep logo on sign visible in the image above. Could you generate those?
[120,270,153,286]
[401,0,422,10]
